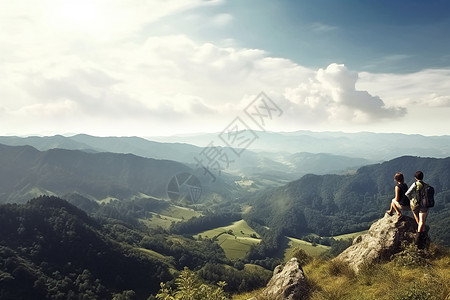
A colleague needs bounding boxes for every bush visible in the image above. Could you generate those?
[392,244,431,268]
[290,248,313,266]
[322,238,353,258]
[156,267,229,300]
[326,259,355,279]
[357,262,396,288]
[395,282,437,300]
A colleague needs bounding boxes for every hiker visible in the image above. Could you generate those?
[405,171,428,248]
[386,172,410,218]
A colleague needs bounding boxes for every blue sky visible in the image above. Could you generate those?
[1,0,449,137]
[166,0,450,73]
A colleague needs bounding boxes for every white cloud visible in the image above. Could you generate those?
[358,68,450,108]
[11,100,79,117]
[282,64,406,125]
[423,94,450,107]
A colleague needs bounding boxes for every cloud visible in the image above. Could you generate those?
[10,100,79,118]
[115,34,308,109]
[358,68,450,108]
[1,1,449,136]
[309,22,338,33]
[211,13,233,27]
[423,94,450,107]
[362,54,415,71]
[283,64,406,124]
[0,29,413,135]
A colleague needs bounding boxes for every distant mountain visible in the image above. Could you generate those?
[281,152,369,175]
[0,143,193,203]
[0,134,373,185]
[0,135,95,152]
[245,156,450,246]
[70,134,202,163]
[150,130,450,160]
[0,134,201,162]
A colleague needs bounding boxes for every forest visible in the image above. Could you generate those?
[0,196,273,299]
[1,145,450,299]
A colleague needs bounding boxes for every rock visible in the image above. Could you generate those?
[335,214,422,273]
[249,258,308,300]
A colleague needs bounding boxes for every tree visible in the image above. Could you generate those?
[290,248,312,266]
[112,290,136,300]
[156,267,228,300]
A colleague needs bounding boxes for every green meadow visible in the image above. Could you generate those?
[141,204,202,229]
[195,219,261,260]
[192,220,366,260]
[137,247,176,268]
[218,234,261,260]
[283,237,330,260]
[332,230,367,240]
[281,230,369,261]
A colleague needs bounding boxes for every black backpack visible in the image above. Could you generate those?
[419,181,435,208]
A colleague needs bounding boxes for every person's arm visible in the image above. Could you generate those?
[405,182,415,199]
[393,185,402,214]
[394,185,401,202]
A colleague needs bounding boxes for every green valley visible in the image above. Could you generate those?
[194,219,261,260]
[1,138,450,299]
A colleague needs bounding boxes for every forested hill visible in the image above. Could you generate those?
[245,156,450,246]
[0,134,201,163]
[0,143,192,203]
[0,196,171,299]
[0,135,372,182]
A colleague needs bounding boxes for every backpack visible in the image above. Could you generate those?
[418,181,435,208]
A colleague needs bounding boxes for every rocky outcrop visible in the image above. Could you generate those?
[249,258,309,300]
[335,214,422,273]
[250,214,427,299]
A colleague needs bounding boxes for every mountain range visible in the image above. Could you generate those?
[0,143,193,204]
[150,130,450,160]
[0,134,373,184]
[1,132,450,299]
[1,133,449,247]
[245,155,450,248]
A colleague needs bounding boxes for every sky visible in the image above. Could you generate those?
[1,0,450,137]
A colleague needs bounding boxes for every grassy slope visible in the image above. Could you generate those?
[137,248,177,275]
[140,205,203,229]
[195,219,261,260]
[142,209,368,261]
[194,220,339,260]
[283,237,330,259]
[332,230,368,241]
[281,230,369,261]
[305,251,450,299]
[233,245,450,300]
[196,219,260,239]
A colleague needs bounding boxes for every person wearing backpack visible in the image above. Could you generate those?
[386,172,410,218]
[405,171,429,249]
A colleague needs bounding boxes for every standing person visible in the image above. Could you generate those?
[405,171,428,249]
[386,172,410,218]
